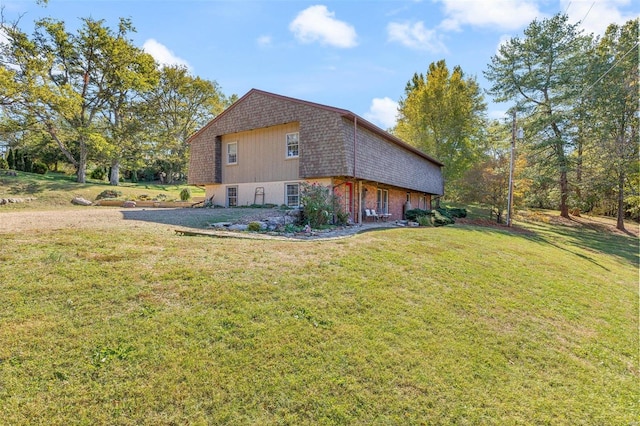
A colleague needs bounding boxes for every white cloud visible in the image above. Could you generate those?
[257,35,272,47]
[437,0,543,31]
[142,39,191,70]
[561,0,637,35]
[364,97,399,130]
[387,21,447,53]
[289,5,357,48]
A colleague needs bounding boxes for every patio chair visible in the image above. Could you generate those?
[364,209,379,222]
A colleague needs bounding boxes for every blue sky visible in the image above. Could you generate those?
[3,0,638,129]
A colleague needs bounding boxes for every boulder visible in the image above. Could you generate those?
[71,197,93,206]
[122,200,137,208]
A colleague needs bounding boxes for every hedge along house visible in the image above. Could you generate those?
[188,89,444,224]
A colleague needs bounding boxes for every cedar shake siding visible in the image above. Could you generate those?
[188,89,444,203]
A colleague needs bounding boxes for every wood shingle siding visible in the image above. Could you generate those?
[188,89,444,202]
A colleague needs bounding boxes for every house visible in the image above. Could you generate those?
[188,89,444,223]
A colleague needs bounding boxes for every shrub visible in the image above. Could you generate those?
[96,189,123,200]
[179,188,191,201]
[90,167,107,180]
[0,157,8,170]
[335,210,350,226]
[300,182,336,228]
[405,208,431,221]
[416,215,433,226]
[433,210,455,226]
[447,207,467,218]
[32,162,48,175]
[247,222,262,232]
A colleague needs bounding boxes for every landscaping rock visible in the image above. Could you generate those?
[122,200,137,208]
[71,197,93,206]
[209,222,232,228]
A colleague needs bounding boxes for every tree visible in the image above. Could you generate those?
[143,65,229,183]
[485,13,592,218]
[96,19,158,185]
[1,17,156,183]
[584,19,638,231]
[394,60,487,198]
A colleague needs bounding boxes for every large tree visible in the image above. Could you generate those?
[485,13,592,218]
[584,19,639,231]
[143,65,229,183]
[1,17,157,183]
[394,60,487,198]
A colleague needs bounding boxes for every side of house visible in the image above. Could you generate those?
[188,89,444,223]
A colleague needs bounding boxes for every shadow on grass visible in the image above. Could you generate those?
[458,220,639,269]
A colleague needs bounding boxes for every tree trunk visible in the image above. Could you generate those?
[616,172,626,231]
[110,160,120,186]
[559,169,569,218]
[76,144,87,183]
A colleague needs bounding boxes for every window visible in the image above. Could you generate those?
[377,189,388,214]
[226,186,238,207]
[227,142,237,165]
[286,132,299,158]
[285,183,300,207]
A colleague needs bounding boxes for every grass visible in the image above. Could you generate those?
[1,173,638,424]
[0,171,204,209]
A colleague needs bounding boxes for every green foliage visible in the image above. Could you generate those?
[179,187,191,201]
[247,221,262,232]
[405,208,431,221]
[416,215,432,226]
[0,157,8,170]
[96,189,123,200]
[300,182,340,228]
[31,162,47,175]
[90,167,107,181]
[485,13,592,218]
[432,209,455,226]
[7,148,15,170]
[395,60,487,196]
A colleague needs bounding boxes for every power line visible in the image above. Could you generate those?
[582,41,639,94]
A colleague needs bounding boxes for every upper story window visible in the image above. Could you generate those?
[227,142,237,165]
[286,132,299,158]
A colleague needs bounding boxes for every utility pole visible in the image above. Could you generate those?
[507,110,523,227]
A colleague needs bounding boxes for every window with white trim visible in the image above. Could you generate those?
[286,132,299,158]
[227,142,237,165]
[226,186,238,207]
[285,183,300,207]
[377,189,388,214]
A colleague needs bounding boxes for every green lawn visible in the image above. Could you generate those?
[0,201,637,424]
[1,172,638,424]
[0,171,204,208]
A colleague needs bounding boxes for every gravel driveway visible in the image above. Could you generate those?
[0,207,247,233]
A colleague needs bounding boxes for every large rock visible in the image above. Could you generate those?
[71,197,93,206]
[122,200,137,208]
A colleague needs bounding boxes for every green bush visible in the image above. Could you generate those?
[247,222,262,232]
[179,188,191,201]
[300,182,335,228]
[0,157,8,170]
[433,210,455,226]
[416,215,433,226]
[447,207,468,218]
[96,189,123,200]
[90,167,107,180]
[405,208,431,221]
[32,162,48,175]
